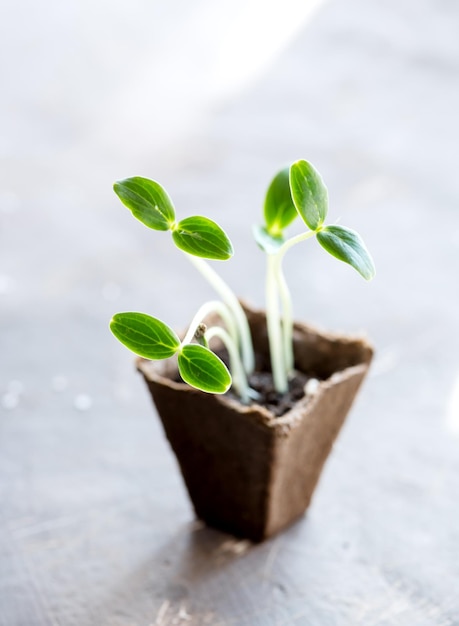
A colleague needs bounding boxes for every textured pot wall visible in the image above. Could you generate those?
[139,306,373,540]
[267,367,367,536]
[142,379,276,540]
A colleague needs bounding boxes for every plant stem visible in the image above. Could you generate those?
[186,255,255,375]
[275,261,294,375]
[266,254,288,394]
[277,229,316,257]
[272,229,316,378]
[205,326,250,404]
[182,300,238,346]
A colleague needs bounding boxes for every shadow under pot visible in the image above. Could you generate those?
[137,305,373,542]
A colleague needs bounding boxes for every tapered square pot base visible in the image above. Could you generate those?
[137,306,373,542]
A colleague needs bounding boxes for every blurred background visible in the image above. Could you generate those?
[1,0,459,624]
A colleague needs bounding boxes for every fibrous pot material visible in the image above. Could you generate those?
[137,305,373,542]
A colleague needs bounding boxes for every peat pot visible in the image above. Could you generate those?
[137,305,373,542]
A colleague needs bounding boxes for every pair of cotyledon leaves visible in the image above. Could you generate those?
[256,159,376,281]
[110,312,231,394]
[113,176,233,261]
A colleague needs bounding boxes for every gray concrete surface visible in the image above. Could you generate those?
[1,0,459,624]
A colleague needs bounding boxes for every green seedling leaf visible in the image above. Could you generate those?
[172,216,234,260]
[253,225,284,255]
[264,167,298,236]
[114,177,175,231]
[178,344,231,393]
[289,160,328,231]
[316,225,376,280]
[110,312,180,359]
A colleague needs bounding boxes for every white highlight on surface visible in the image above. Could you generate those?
[1,393,19,410]
[1,380,25,410]
[214,0,325,98]
[52,375,68,392]
[74,394,93,411]
[0,275,15,295]
[217,538,251,556]
[305,377,320,395]
[446,372,459,435]
[99,0,325,157]
[154,600,170,625]
[153,601,192,625]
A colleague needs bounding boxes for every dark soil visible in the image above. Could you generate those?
[227,369,311,417]
[173,347,316,417]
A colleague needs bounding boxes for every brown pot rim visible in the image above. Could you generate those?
[136,304,373,432]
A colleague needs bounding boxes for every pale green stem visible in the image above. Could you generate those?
[266,254,287,394]
[186,255,255,374]
[275,261,294,375]
[277,229,316,257]
[182,300,238,346]
[205,326,250,404]
[272,230,316,378]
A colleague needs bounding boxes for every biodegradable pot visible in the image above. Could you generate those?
[137,305,373,542]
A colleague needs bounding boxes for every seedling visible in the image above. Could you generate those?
[254,159,375,393]
[110,161,375,400]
